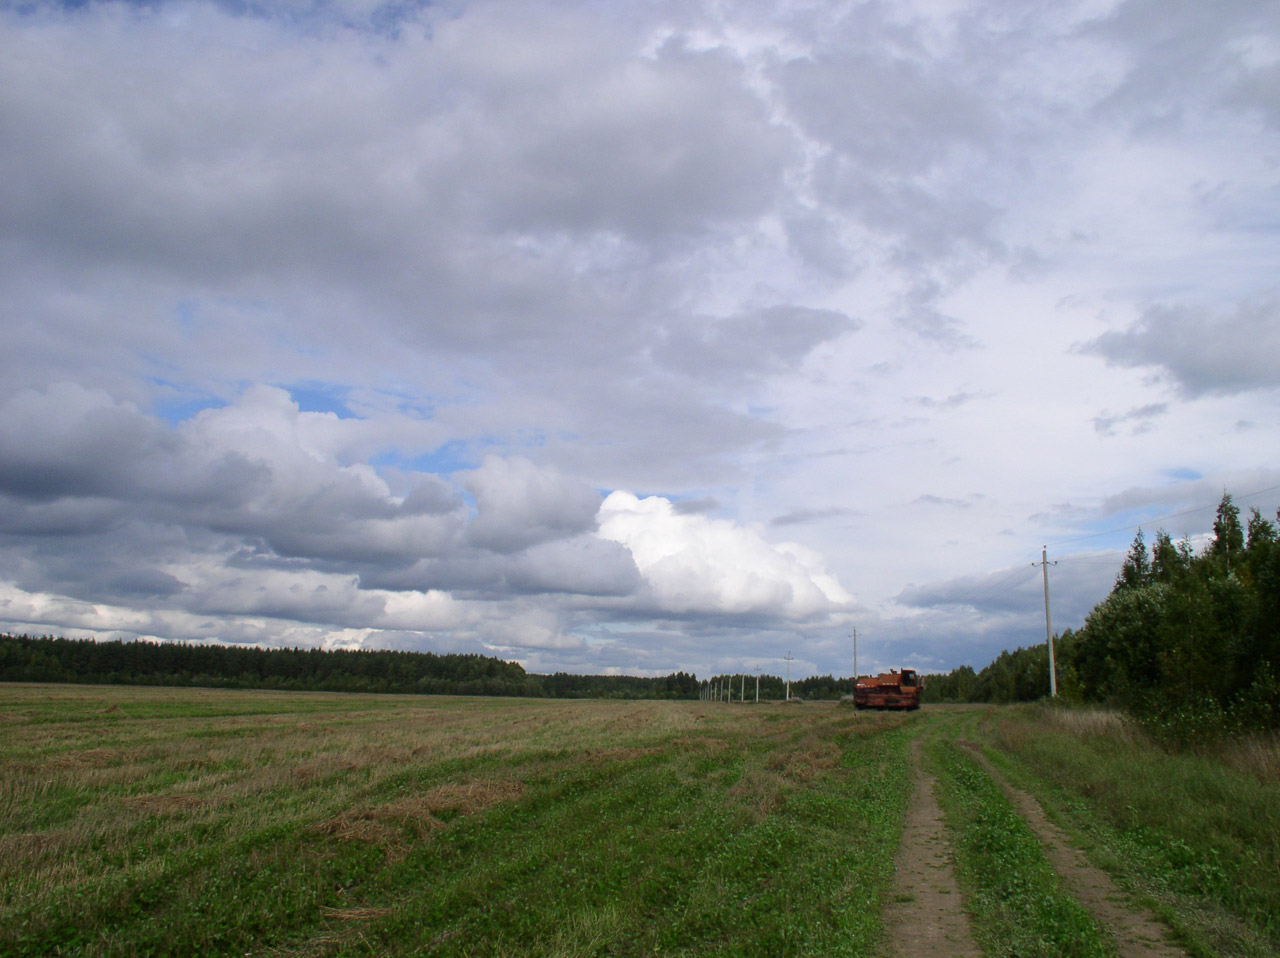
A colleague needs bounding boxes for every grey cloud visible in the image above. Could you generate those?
[506,536,640,597]
[0,495,126,537]
[656,306,860,384]
[911,391,986,410]
[913,494,974,510]
[1090,0,1280,133]
[104,568,187,599]
[1082,295,1280,396]
[0,384,267,508]
[464,456,601,553]
[896,554,1114,628]
[1093,403,1168,436]
[461,33,795,239]
[770,506,850,527]
[896,289,981,351]
[672,497,720,516]
[777,39,992,176]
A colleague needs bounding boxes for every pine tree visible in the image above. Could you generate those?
[1210,492,1244,575]
[1116,528,1151,590]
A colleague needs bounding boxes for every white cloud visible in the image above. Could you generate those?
[597,491,853,618]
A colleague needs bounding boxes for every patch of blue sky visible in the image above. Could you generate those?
[1055,502,1217,552]
[371,440,483,477]
[147,376,227,425]
[1163,466,1204,481]
[153,395,228,425]
[285,381,357,419]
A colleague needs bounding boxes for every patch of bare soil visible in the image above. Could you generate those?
[964,744,1190,958]
[882,742,981,957]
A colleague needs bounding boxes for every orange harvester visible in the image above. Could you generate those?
[853,669,922,710]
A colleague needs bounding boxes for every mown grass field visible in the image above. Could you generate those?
[1,686,915,957]
[2,685,1277,958]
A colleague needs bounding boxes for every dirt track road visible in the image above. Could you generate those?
[884,736,1190,958]
[881,742,980,956]
[964,744,1189,958]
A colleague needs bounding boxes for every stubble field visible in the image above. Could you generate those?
[1,685,1276,957]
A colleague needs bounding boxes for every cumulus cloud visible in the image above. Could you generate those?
[597,491,853,618]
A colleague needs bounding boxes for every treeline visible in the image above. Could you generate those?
[925,493,1280,734]
[538,671,699,699]
[0,634,538,696]
[0,634,704,700]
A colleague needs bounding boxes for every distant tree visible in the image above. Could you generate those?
[1150,529,1186,584]
[1116,529,1151,591]
[1209,492,1245,575]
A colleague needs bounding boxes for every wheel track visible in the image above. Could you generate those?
[882,740,980,957]
[960,742,1190,958]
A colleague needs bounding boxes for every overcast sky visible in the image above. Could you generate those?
[2,0,1277,681]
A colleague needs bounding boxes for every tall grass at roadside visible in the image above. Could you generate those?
[985,703,1280,958]
[929,738,1115,958]
[1,685,915,958]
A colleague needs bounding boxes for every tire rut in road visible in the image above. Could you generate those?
[962,743,1190,958]
[882,741,981,958]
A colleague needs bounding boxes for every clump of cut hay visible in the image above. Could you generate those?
[727,768,787,821]
[415,778,524,816]
[311,778,524,850]
[0,831,63,861]
[766,736,839,783]
[319,906,393,921]
[128,794,210,814]
[290,757,362,784]
[580,747,659,766]
[44,747,137,769]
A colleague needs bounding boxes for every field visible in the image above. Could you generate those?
[1,686,1277,957]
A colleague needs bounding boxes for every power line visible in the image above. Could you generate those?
[1048,482,1280,548]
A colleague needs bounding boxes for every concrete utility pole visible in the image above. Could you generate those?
[1035,546,1059,697]
[740,673,745,703]
[784,650,794,701]
[754,666,761,704]
[852,626,858,689]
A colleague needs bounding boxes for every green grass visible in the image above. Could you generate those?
[977,704,1280,958]
[0,685,915,957]
[927,736,1115,958]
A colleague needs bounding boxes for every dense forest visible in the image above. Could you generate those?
[0,634,703,700]
[924,493,1280,735]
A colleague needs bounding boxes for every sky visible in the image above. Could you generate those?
[1,0,1278,681]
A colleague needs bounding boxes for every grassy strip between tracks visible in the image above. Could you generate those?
[1,686,915,958]
[981,704,1280,958]
[928,737,1115,958]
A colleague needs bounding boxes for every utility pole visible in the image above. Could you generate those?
[1034,546,1059,697]
[740,673,745,703]
[754,666,761,704]
[852,626,858,690]
[784,650,794,701]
